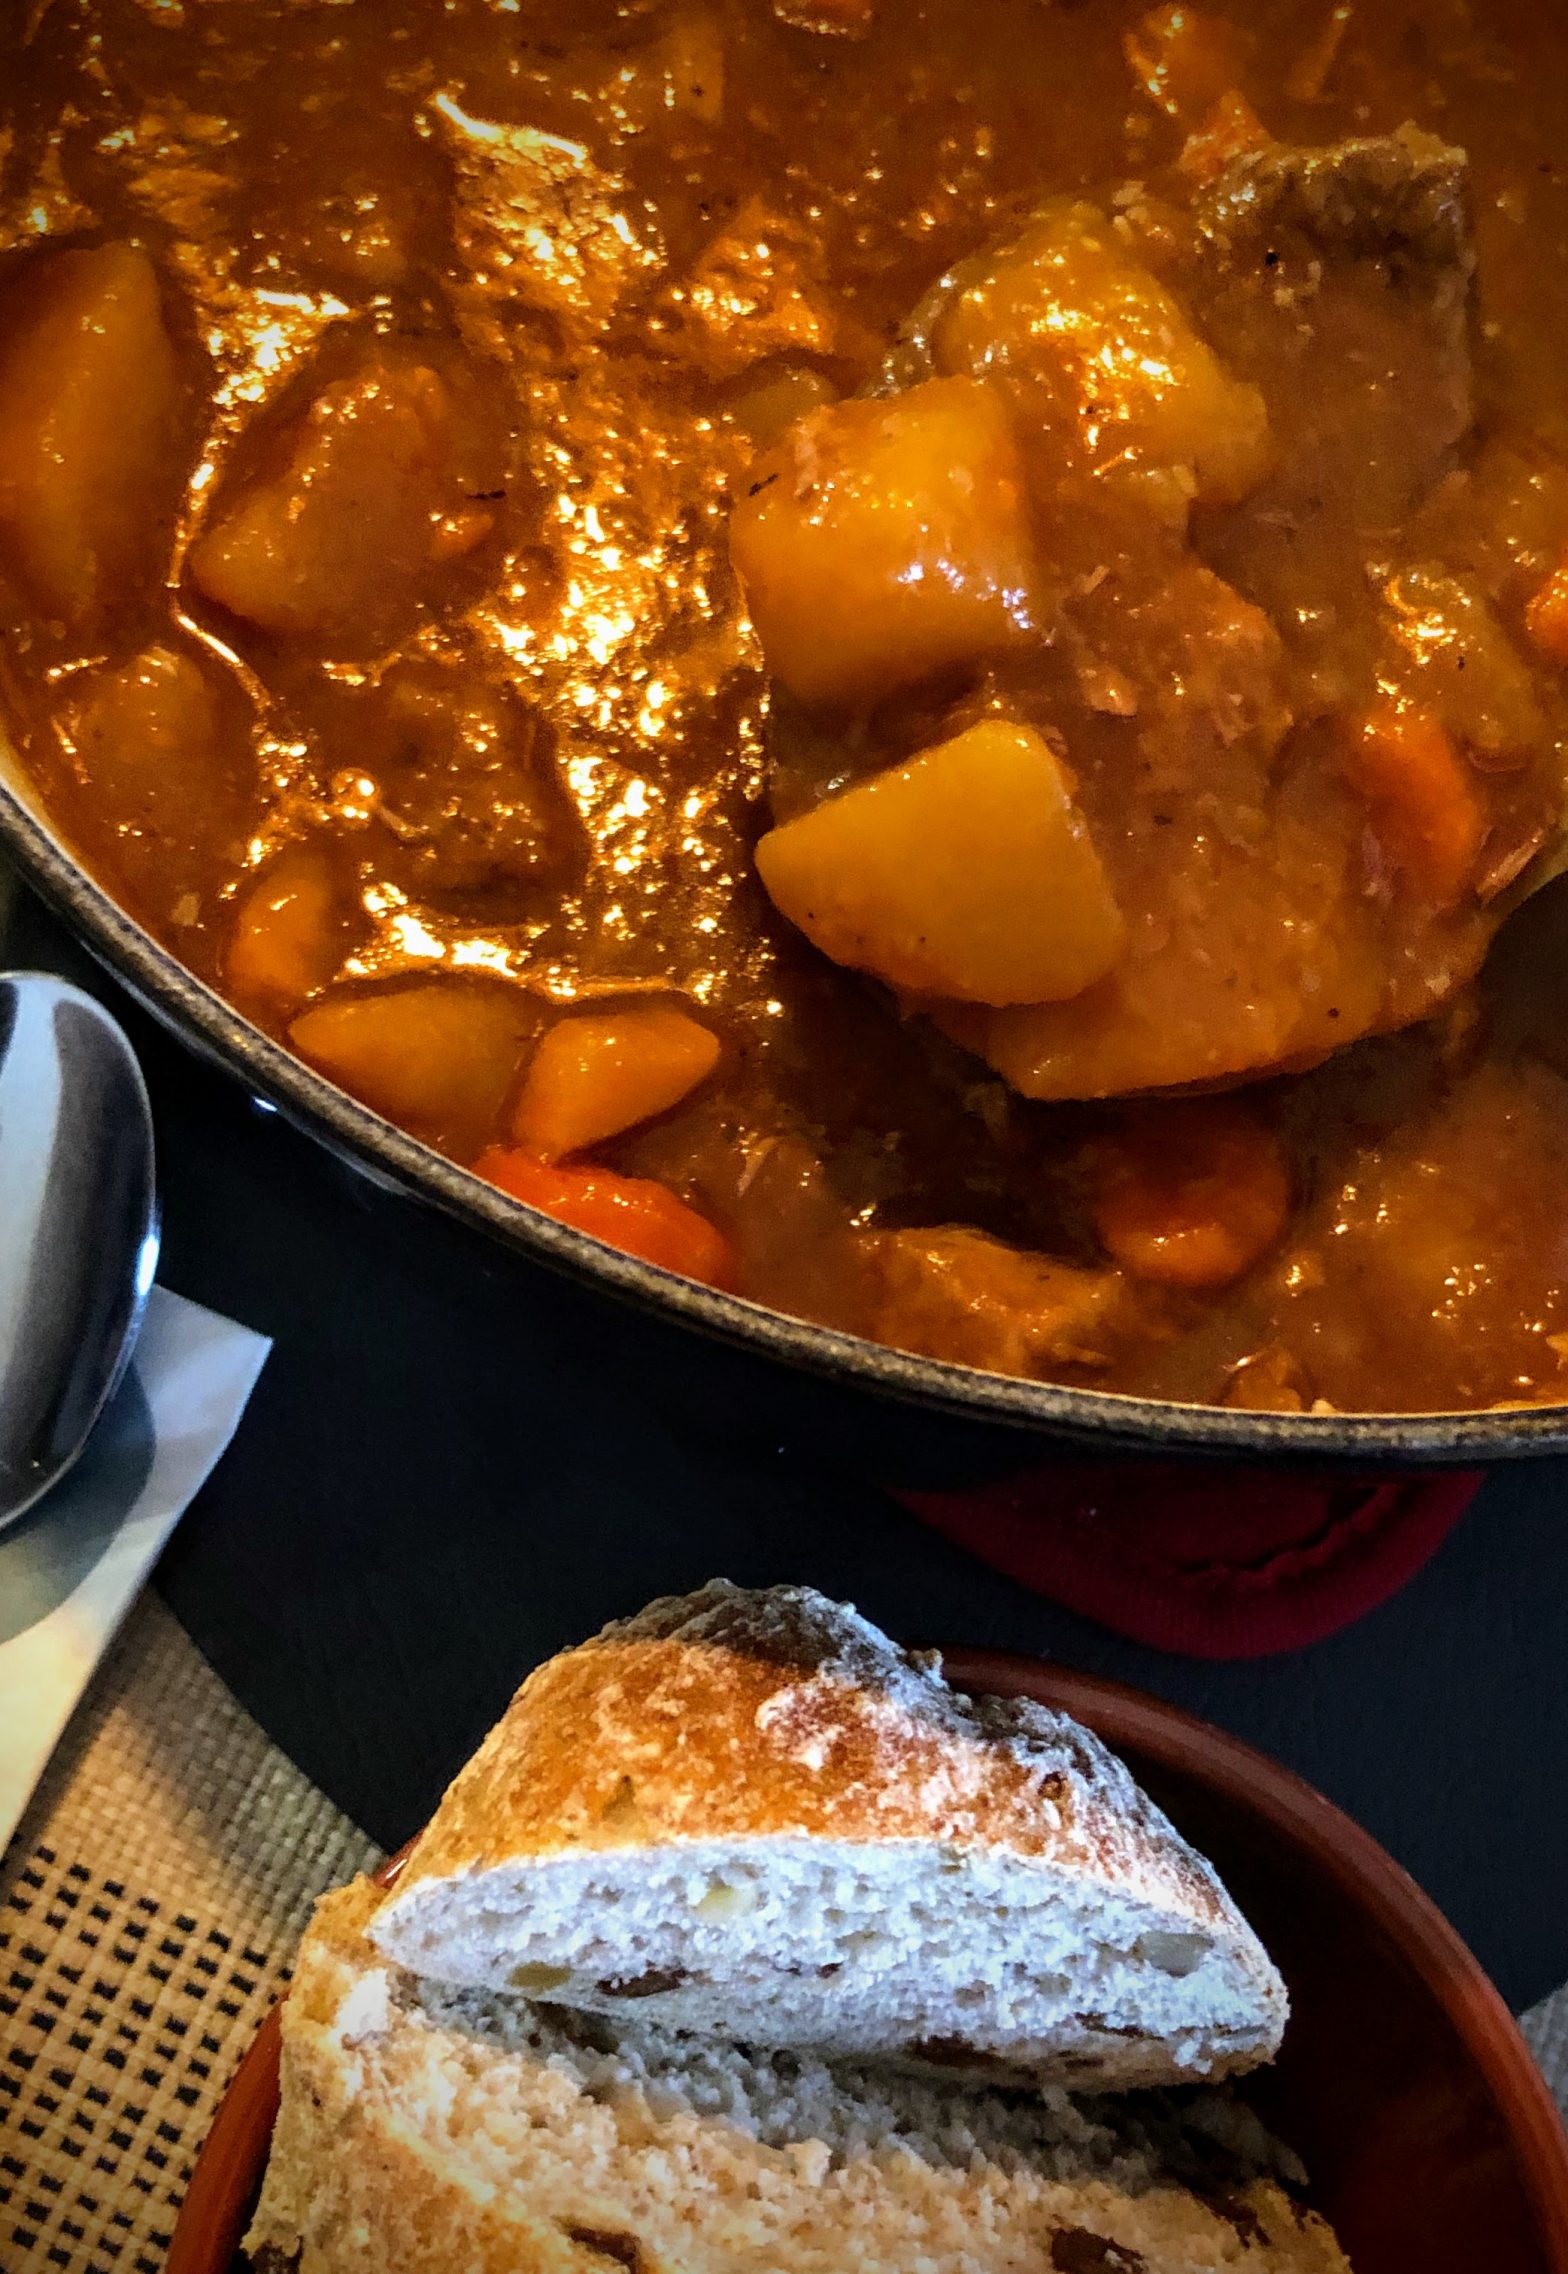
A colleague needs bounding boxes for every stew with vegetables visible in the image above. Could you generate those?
[7,0,1568,1414]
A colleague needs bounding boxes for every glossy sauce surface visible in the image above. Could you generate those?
[6,0,1568,1413]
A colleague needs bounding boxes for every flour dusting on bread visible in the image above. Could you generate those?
[370,1582,1286,2087]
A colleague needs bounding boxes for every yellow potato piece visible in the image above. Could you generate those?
[0,243,181,623]
[510,1005,721,1160]
[729,376,1041,709]
[68,646,243,908]
[189,357,487,646]
[756,720,1125,1006]
[290,982,535,1155]
[226,846,346,1013]
[934,203,1271,510]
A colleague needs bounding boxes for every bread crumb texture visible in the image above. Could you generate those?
[370,1584,1285,2086]
[248,1877,1349,2274]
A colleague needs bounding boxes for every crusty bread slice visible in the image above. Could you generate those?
[247,1875,1348,2274]
[370,1582,1287,2088]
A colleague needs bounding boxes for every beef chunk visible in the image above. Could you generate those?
[1199,125,1472,283]
[1189,128,1479,693]
[1194,126,1475,476]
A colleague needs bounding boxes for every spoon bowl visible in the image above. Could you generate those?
[0,973,159,1535]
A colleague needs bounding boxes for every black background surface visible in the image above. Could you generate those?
[8,879,1567,2013]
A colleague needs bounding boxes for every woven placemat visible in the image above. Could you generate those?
[0,1595,378,2273]
[2,1596,1564,2272]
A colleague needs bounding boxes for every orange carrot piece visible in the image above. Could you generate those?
[1091,1100,1291,1291]
[1340,700,1484,908]
[475,1150,737,1289]
[509,1005,721,1162]
[1526,560,1568,668]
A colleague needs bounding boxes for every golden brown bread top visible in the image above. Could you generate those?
[387,1582,1233,1931]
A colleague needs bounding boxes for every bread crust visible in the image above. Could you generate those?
[373,1582,1284,2057]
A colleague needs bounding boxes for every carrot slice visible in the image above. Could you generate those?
[1090,1100,1291,1291]
[1340,700,1484,908]
[475,1150,736,1289]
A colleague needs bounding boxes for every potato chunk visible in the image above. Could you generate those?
[226,846,348,1014]
[730,377,1041,709]
[510,1005,721,1161]
[932,203,1271,509]
[756,720,1125,1005]
[69,646,239,898]
[0,243,181,623]
[290,982,535,1155]
[189,354,495,647]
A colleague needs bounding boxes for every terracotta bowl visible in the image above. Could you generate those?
[165,1654,1568,2274]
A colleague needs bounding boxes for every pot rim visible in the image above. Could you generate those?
[6,772,1566,1464]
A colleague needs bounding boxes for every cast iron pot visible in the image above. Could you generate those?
[8,751,1568,1481]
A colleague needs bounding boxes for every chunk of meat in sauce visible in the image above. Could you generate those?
[188,348,503,648]
[0,243,182,626]
[862,1226,1127,1378]
[432,91,662,340]
[661,200,866,380]
[1199,125,1473,301]
[357,668,571,905]
[1194,128,1477,663]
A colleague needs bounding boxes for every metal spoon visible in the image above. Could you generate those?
[0,974,159,1536]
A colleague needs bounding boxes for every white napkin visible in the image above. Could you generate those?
[0,1284,270,1848]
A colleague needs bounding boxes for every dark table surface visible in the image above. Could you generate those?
[8,873,1568,2015]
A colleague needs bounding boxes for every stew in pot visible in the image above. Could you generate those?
[6,0,1568,1414]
